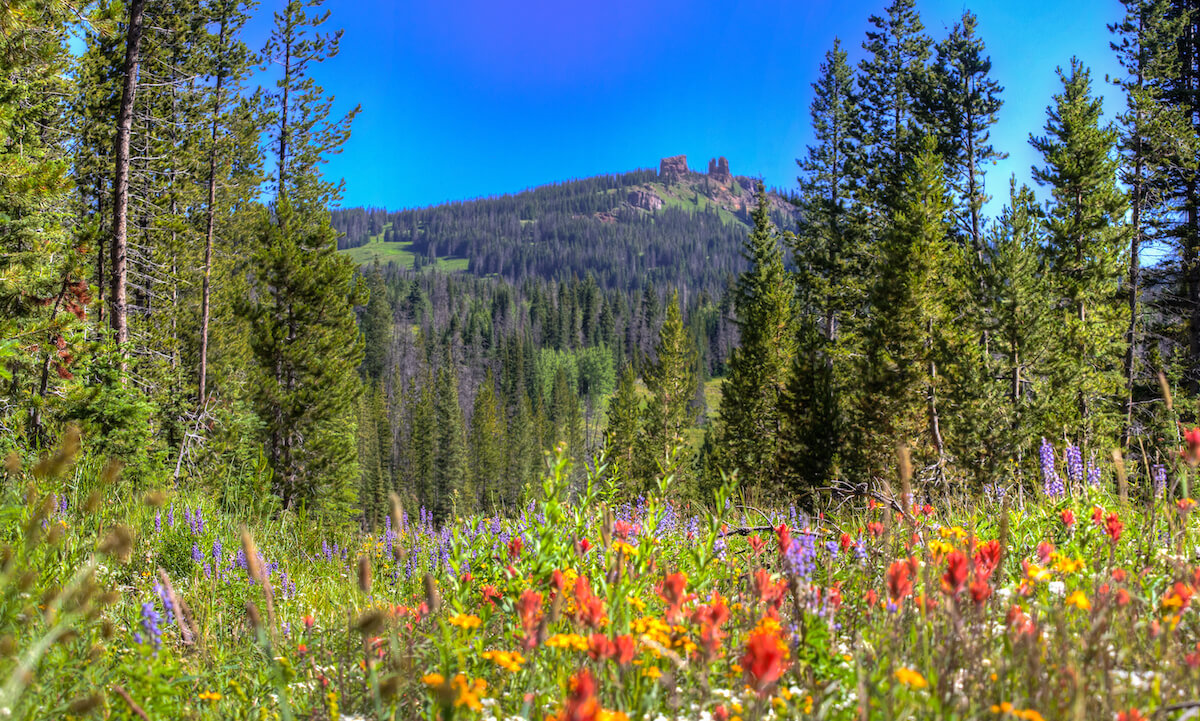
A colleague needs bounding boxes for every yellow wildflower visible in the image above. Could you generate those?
[448,613,482,630]
[642,666,662,679]
[1065,590,1091,611]
[894,667,928,689]
[422,673,445,687]
[450,674,486,711]
[198,691,222,702]
[481,649,525,672]
[613,541,638,556]
[545,633,590,652]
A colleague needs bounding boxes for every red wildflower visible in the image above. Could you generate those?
[692,592,730,660]
[1118,710,1148,721]
[518,589,543,650]
[481,585,502,607]
[659,572,693,623]
[297,643,307,655]
[613,520,637,540]
[587,633,614,661]
[753,569,788,609]
[867,521,885,538]
[1060,508,1076,528]
[1112,568,1128,583]
[612,634,636,666]
[713,706,730,721]
[969,574,992,606]
[839,532,853,551]
[1037,541,1054,563]
[1187,643,1200,669]
[775,524,791,557]
[1091,505,1106,526]
[941,551,969,596]
[865,589,878,607]
[576,538,592,556]
[508,536,523,561]
[974,539,1002,574]
[1105,512,1124,543]
[553,669,600,721]
[886,560,914,604]
[1182,427,1200,466]
[747,534,766,556]
[303,614,315,629]
[741,626,789,692]
[1116,588,1131,606]
[574,576,606,629]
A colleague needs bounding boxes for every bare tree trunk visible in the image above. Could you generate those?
[110,0,147,351]
[199,12,228,403]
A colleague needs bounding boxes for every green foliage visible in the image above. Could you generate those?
[716,185,796,496]
[1031,58,1129,446]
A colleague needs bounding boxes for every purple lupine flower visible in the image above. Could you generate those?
[59,495,67,515]
[212,539,222,566]
[1065,443,1084,484]
[235,547,247,570]
[1154,464,1168,497]
[138,601,163,650]
[1086,454,1101,487]
[154,511,162,534]
[192,508,204,535]
[153,583,174,625]
[1040,438,1063,498]
[785,532,816,581]
[853,540,868,560]
[203,563,211,579]
[167,504,175,528]
[191,543,202,564]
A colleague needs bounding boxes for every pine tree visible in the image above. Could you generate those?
[469,369,505,510]
[858,0,931,215]
[1110,0,1198,437]
[974,180,1055,480]
[638,291,697,492]
[1030,58,1128,447]
[718,185,796,496]
[861,137,960,485]
[245,0,365,518]
[604,363,641,491]
[789,38,869,495]
[0,1,90,439]
[923,11,1005,253]
[433,363,467,522]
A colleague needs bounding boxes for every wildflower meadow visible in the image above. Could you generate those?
[3,431,1200,721]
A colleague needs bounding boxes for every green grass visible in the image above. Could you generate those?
[340,231,469,272]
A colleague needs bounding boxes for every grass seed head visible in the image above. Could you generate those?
[358,555,372,594]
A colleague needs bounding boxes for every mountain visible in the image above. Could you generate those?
[332,156,800,297]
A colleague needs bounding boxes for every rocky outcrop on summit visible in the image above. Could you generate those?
[659,155,689,184]
[707,157,732,184]
[627,188,663,212]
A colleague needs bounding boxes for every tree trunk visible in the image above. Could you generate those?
[199,13,228,403]
[110,0,147,350]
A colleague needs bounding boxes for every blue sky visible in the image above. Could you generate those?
[245,0,1125,213]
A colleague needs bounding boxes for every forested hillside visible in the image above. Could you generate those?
[331,159,799,296]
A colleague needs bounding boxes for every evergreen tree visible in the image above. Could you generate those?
[1110,0,1198,437]
[857,0,932,214]
[718,186,796,496]
[469,370,505,509]
[861,137,960,486]
[0,1,90,439]
[1030,58,1128,447]
[433,363,467,521]
[638,291,697,492]
[923,11,1005,253]
[604,363,641,491]
[973,181,1055,482]
[245,0,364,517]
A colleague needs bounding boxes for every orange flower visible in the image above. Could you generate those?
[941,551,969,596]
[553,669,600,721]
[741,624,789,692]
[886,559,914,604]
